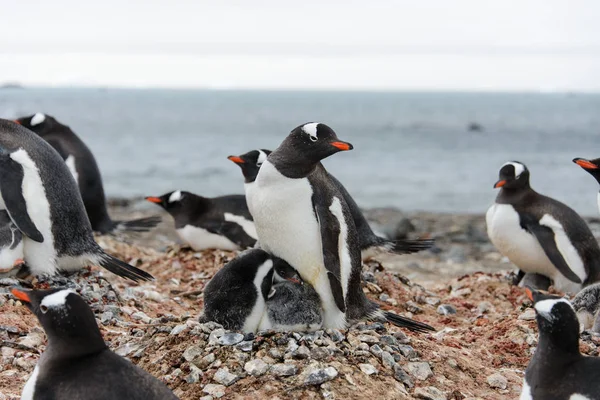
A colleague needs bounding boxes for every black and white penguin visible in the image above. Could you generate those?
[201,249,322,332]
[571,282,600,333]
[0,119,153,281]
[520,287,600,399]
[15,113,161,235]
[145,190,256,251]
[11,288,179,400]
[486,161,600,293]
[0,210,24,273]
[229,149,434,260]
[246,122,435,332]
[573,157,600,215]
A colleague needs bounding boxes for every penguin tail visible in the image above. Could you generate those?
[111,216,162,234]
[383,310,436,333]
[98,254,154,282]
[369,236,435,256]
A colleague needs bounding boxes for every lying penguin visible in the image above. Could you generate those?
[146,190,256,251]
[521,287,600,399]
[571,283,600,333]
[14,113,161,235]
[201,249,322,332]
[11,288,179,400]
[228,148,434,260]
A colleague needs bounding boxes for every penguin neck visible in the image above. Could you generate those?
[268,150,317,179]
[496,185,535,205]
[46,330,107,362]
[536,327,581,360]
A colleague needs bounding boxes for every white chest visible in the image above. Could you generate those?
[244,182,255,217]
[21,365,39,400]
[177,225,239,251]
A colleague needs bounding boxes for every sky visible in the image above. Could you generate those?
[1,0,599,91]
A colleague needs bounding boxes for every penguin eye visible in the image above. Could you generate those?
[256,162,263,167]
[40,305,48,314]
[309,135,318,142]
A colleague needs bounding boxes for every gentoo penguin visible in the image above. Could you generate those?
[486,161,600,293]
[520,287,600,399]
[0,119,152,281]
[228,149,434,260]
[15,113,161,234]
[247,122,435,332]
[0,210,24,273]
[573,157,600,215]
[11,288,178,400]
[571,282,600,333]
[201,249,322,332]
[145,190,256,251]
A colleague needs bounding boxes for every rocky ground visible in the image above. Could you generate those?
[1,201,599,399]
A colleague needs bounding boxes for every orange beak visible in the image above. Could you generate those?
[13,120,21,125]
[573,158,598,170]
[227,156,245,164]
[11,288,30,303]
[331,141,353,151]
[494,180,506,188]
[525,287,534,302]
[145,196,162,204]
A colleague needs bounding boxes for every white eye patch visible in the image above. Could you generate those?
[169,190,182,203]
[501,161,525,178]
[40,289,76,309]
[534,298,573,320]
[302,123,319,141]
[30,113,46,127]
[256,150,268,166]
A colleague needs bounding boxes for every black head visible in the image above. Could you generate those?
[14,113,64,137]
[493,161,530,190]
[573,157,600,184]
[11,287,106,354]
[272,257,303,285]
[271,123,353,177]
[145,190,205,213]
[228,149,272,183]
[525,287,580,354]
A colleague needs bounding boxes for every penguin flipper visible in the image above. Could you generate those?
[98,253,154,282]
[203,221,257,249]
[0,156,44,243]
[313,201,346,313]
[522,216,582,284]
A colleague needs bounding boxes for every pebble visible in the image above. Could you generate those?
[218,332,244,346]
[244,359,270,376]
[236,341,254,352]
[213,367,240,386]
[170,324,187,336]
[379,293,390,302]
[370,344,384,358]
[131,311,152,324]
[293,345,311,359]
[477,301,494,314]
[414,386,447,400]
[380,335,397,346]
[518,309,536,321]
[208,328,226,345]
[183,345,204,363]
[393,331,410,344]
[327,329,345,343]
[486,373,508,390]
[358,334,379,344]
[405,301,423,314]
[310,347,330,361]
[359,363,378,375]
[437,304,457,316]
[393,364,414,388]
[303,366,338,386]
[203,384,226,398]
[398,345,417,359]
[380,351,396,368]
[405,362,433,381]
[425,297,441,306]
[271,363,298,377]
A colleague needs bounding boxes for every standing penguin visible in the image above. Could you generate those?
[11,288,179,400]
[0,119,152,281]
[201,249,322,332]
[145,190,256,250]
[228,149,434,260]
[520,287,600,399]
[0,210,24,273]
[486,161,600,293]
[247,122,434,331]
[14,113,161,234]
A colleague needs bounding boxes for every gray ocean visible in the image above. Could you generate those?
[1,88,599,215]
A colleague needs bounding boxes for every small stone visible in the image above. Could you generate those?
[405,362,433,381]
[477,301,494,314]
[381,351,396,368]
[170,324,187,335]
[380,335,397,346]
[186,365,203,384]
[359,363,378,375]
[399,345,417,359]
[393,331,411,344]
[370,344,384,358]
[518,309,536,321]
[286,338,299,354]
[425,297,441,306]
[195,353,216,369]
[183,345,204,363]
[271,363,298,377]
[100,311,114,324]
[203,384,226,398]
[268,348,283,360]
[213,367,239,386]
[405,301,423,314]
[437,304,457,316]
[486,373,508,390]
[357,343,370,351]
[358,334,379,344]
[244,359,270,376]
[131,311,152,324]
[414,386,447,400]
[393,364,413,388]
[18,332,44,348]
[236,341,254,352]
[293,345,311,359]
[446,358,458,368]
[310,347,330,361]
[327,329,345,343]
[379,293,390,302]
[303,366,338,386]
[452,288,472,297]
[218,332,244,346]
